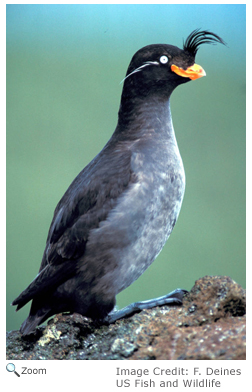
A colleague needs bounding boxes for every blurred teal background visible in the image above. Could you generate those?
[7,4,246,332]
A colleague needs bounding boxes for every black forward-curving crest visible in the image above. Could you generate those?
[183,29,226,56]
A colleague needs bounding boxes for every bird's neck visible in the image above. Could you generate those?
[117,94,174,139]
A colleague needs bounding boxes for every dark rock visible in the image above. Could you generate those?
[6,275,246,360]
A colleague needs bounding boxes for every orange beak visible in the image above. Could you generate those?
[171,63,206,80]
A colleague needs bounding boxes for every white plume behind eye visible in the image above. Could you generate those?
[120,61,159,84]
[160,55,169,64]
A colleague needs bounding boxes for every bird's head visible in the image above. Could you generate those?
[121,29,226,99]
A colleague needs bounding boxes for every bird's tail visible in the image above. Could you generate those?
[12,260,75,311]
[20,307,51,335]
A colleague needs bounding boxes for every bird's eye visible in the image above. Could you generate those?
[159,55,169,64]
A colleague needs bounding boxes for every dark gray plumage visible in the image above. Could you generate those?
[12,30,225,335]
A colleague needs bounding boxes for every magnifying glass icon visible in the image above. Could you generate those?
[6,363,20,377]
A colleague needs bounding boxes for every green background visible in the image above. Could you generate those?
[7,4,246,332]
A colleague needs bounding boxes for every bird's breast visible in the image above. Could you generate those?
[85,133,185,296]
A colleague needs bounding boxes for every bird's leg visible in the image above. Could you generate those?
[103,288,188,324]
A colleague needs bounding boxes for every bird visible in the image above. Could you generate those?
[12,29,225,335]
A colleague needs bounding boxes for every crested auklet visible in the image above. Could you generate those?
[12,30,225,335]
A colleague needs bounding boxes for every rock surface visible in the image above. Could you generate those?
[6,275,246,360]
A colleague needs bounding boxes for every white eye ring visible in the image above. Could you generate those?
[160,55,168,64]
